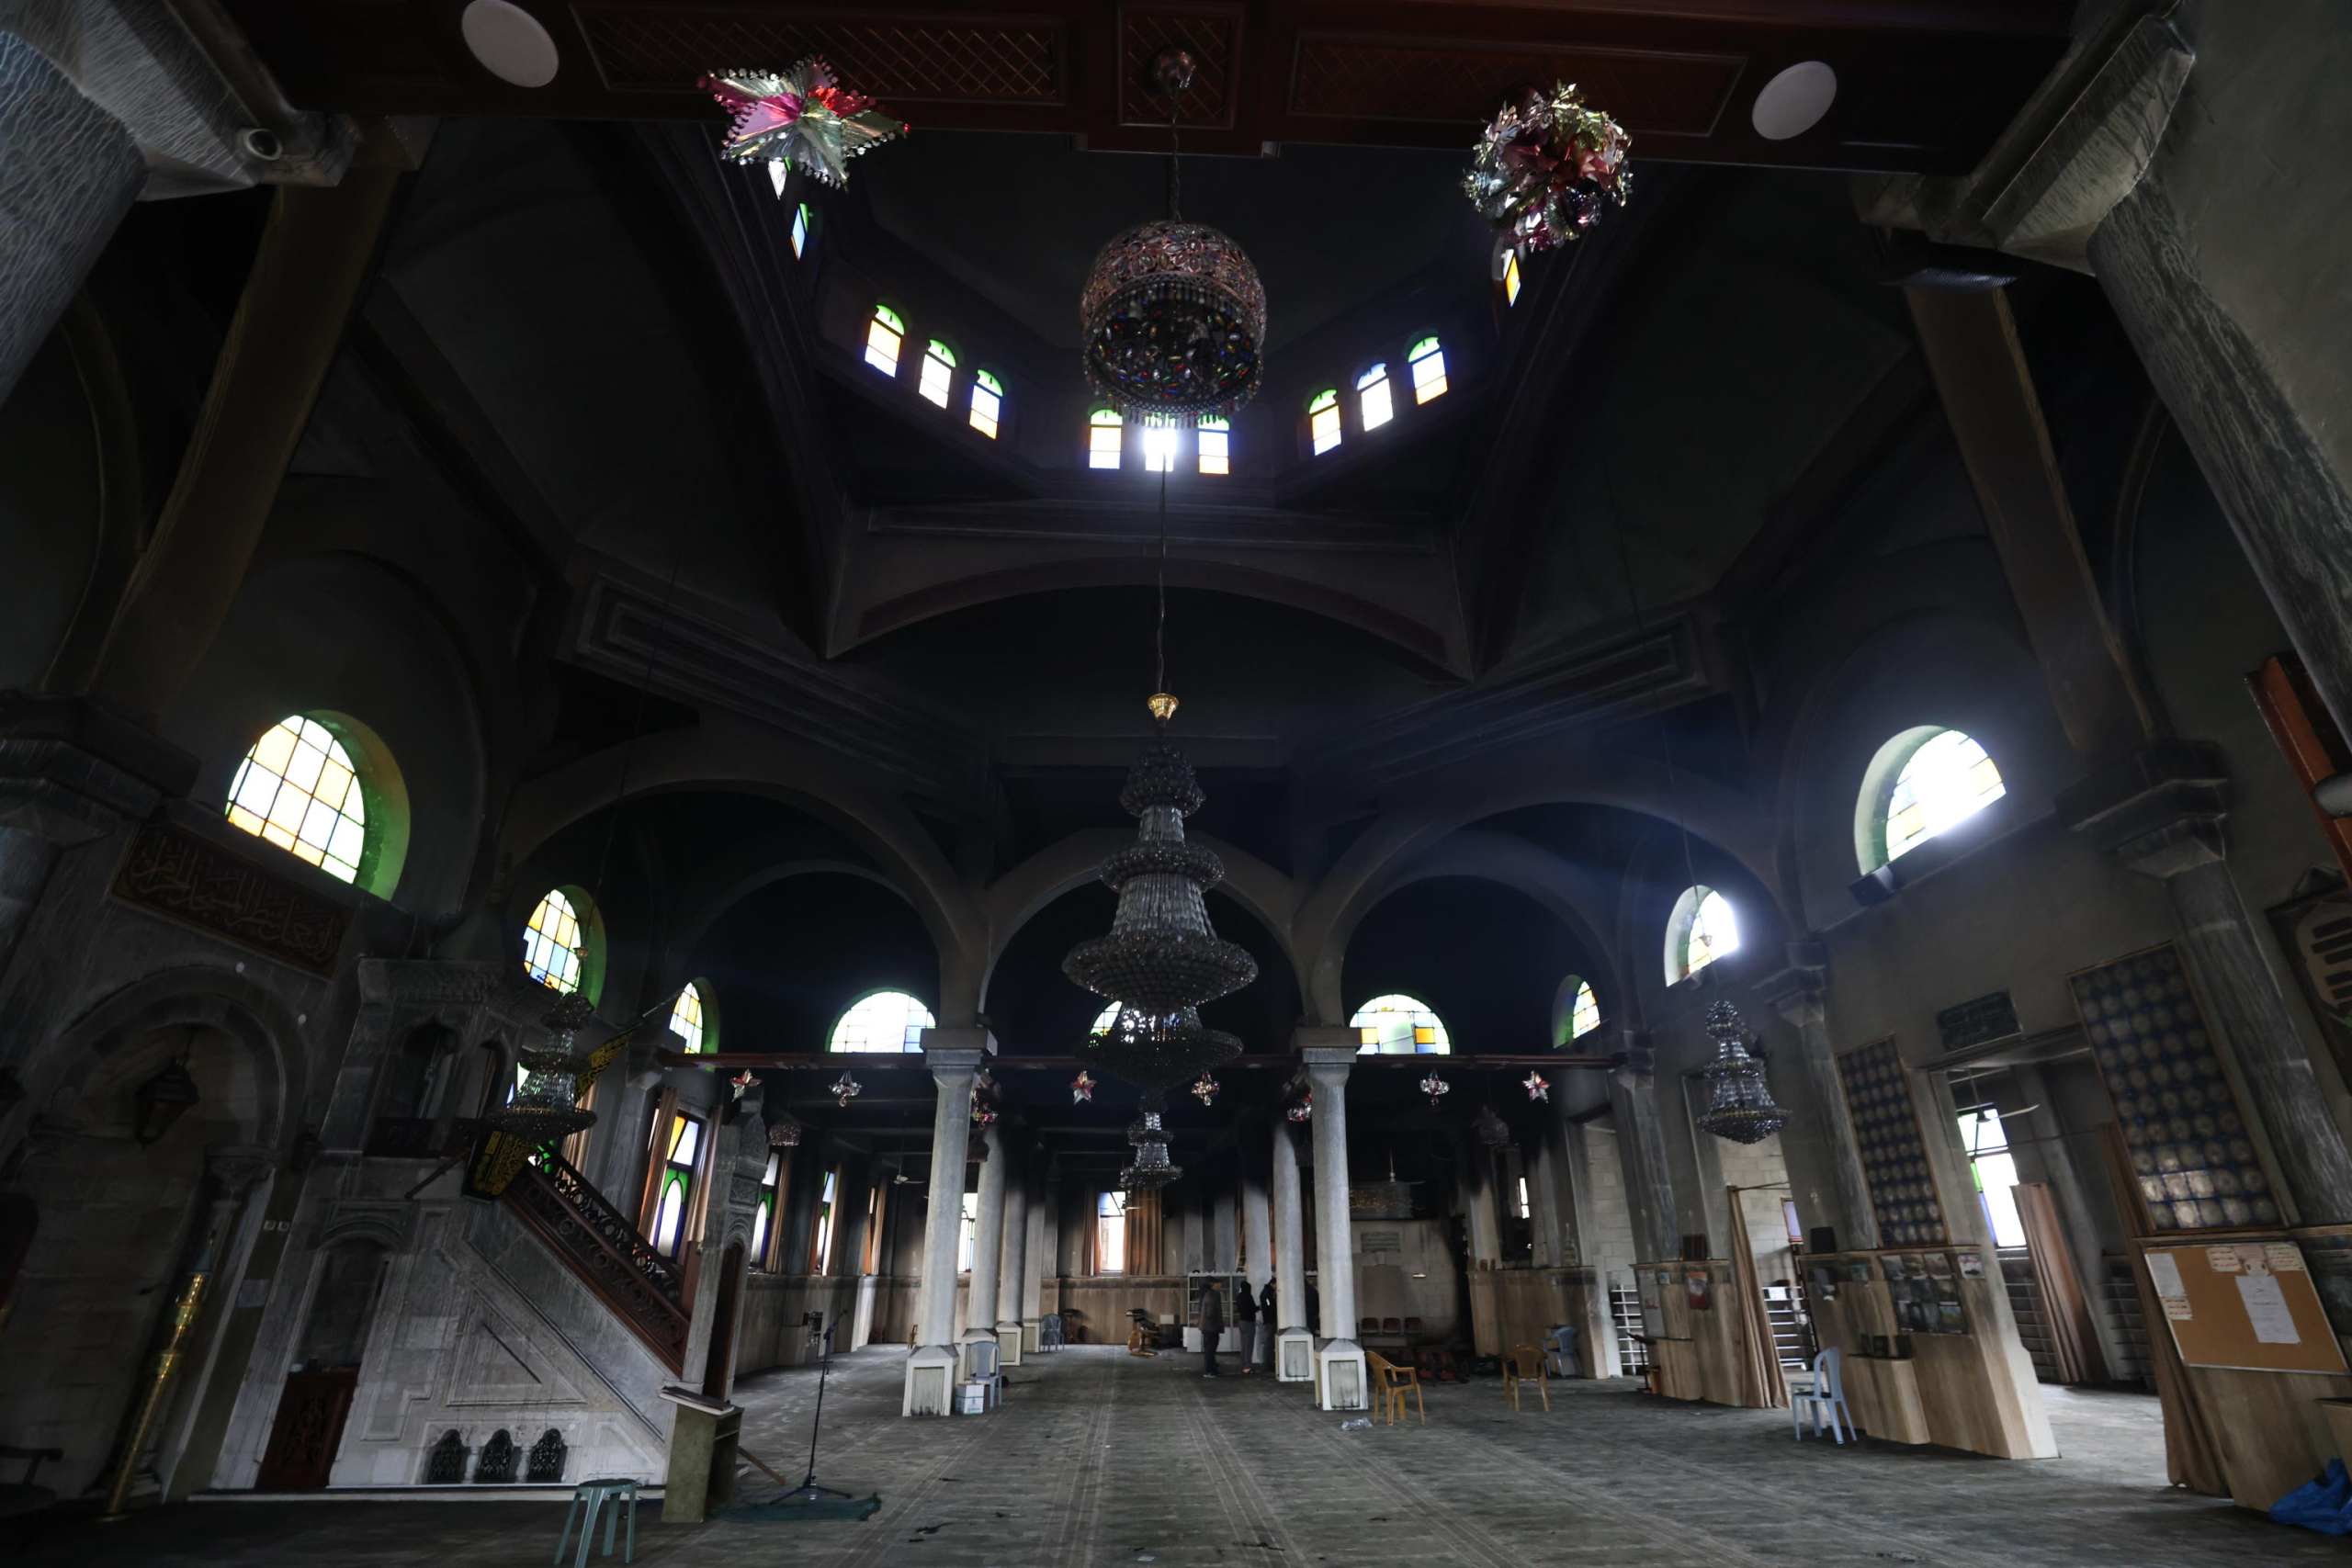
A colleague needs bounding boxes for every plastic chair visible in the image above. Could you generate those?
[1791,1347,1855,1444]
[1039,1313,1065,1351]
[1361,1315,1381,1335]
[1366,1352,1426,1425]
[1503,1345,1550,1412]
[1544,1325,1580,1379]
[1382,1316,1402,1334]
[555,1477,639,1565]
[967,1339,1005,1408]
[0,1446,63,1520]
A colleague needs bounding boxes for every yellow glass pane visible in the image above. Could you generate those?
[252,723,297,775]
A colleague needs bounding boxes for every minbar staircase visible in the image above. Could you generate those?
[500,1152,691,1372]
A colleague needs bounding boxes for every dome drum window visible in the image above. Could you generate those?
[1089,408,1124,469]
[969,370,1003,438]
[1408,337,1448,403]
[1357,364,1393,432]
[1196,417,1229,475]
[865,304,904,375]
[1307,389,1341,455]
[918,339,956,407]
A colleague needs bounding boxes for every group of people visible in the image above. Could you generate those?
[1194,1277,1286,1379]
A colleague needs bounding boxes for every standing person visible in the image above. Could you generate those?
[1257,1276,1278,1369]
[1199,1280,1227,1378]
[1235,1277,1259,1373]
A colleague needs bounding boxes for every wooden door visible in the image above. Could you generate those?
[255,1366,358,1488]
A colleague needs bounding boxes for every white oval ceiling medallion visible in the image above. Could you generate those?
[461,0,560,89]
[1751,61,1837,141]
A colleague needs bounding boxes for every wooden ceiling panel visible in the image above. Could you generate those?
[576,6,1070,103]
[1284,36,1744,139]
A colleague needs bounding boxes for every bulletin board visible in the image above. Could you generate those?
[2142,1240,2349,1374]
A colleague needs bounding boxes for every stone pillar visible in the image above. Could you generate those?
[1238,1124,1273,1290]
[903,1034,983,1416]
[1759,954,1878,1251]
[1300,1033,1367,1410]
[2061,743,2352,1226]
[1609,1033,1681,1262]
[960,1125,1006,1374]
[0,31,144,407]
[1272,1118,1312,1382]
[1020,1161,1049,1352]
[994,1137,1028,1366]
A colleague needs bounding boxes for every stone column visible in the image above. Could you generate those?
[903,1034,983,1416]
[1239,1123,1273,1290]
[1020,1160,1049,1352]
[1300,1033,1367,1409]
[1272,1118,1312,1382]
[1759,954,1878,1251]
[1609,1033,1681,1262]
[2061,743,2352,1226]
[994,1137,1028,1366]
[960,1125,1006,1374]
[0,31,144,407]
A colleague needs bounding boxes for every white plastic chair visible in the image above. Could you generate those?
[967,1338,1004,1409]
[1544,1325,1580,1379]
[1790,1347,1855,1443]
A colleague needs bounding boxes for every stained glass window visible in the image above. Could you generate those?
[670,982,709,1053]
[1352,994,1450,1055]
[1091,1001,1122,1036]
[1502,249,1522,306]
[919,339,956,407]
[1884,728,2005,861]
[1668,886,1738,983]
[1097,1190,1127,1274]
[650,1111,704,1258]
[1958,1106,2028,1247]
[829,990,934,1052]
[523,888,588,994]
[811,1167,839,1272]
[1089,408,1123,469]
[751,1151,781,1269]
[1566,979,1601,1042]
[1197,417,1229,476]
[790,202,810,255]
[865,305,903,375]
[1408,336,1448,403]
[970,370,1002,438]
[225,716,369,884]
[1141,421,1178,473]
[1358,364,1393,431]
[1308,389,1342,455]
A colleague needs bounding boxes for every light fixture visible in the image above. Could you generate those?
[1694,1000,1790,1145]
[486,993,598,1143]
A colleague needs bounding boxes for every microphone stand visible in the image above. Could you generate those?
[780,1314,849,1504]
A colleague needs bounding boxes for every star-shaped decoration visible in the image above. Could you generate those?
[1523,1071,1550,1103]
[1070,1070,1097,1103]
[729,1068,758,1100]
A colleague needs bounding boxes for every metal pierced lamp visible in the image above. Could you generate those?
[1693,999,1790,1145]
[487,991,598,1143]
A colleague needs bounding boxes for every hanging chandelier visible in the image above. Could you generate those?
[487,991,598,1144]
[1694,1000,1790,1145]
[1079,51,1266,423]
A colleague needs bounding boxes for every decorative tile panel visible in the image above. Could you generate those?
[1837,1037,1947,1246]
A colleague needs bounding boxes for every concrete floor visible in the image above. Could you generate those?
[17,1346,2336,1567]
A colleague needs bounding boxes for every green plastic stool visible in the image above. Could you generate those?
[555,1477,639,1566]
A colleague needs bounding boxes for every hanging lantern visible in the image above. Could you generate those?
[1694,1000,1790,1145]
[768,1115,804,1148]
[1462,82,1632,253]
[1123,1110,1181,1190]
[485,994,597,1144]
[1473,1104,1511,1150]
[831,1071,863,1108]
[1419,1072,1452,1110]
[131,1037,201,1147]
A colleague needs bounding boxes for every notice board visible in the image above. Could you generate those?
[2142,1240,2348,1374]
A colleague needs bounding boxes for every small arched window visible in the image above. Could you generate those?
[671,981,713,1054]
[830,990,935,1052]
[1088,408,1123,469]
[1352,993,1450,1055]
[1557,978,1601,1043]
[789,201,811,255]
[1307,389,1342,455]
[1090,1001,1122,1037]
[226,715,379,886]
[1666,886,1738,985]
[969,370,1002,438]
[1408,336,1448,403]
[1857,727,2007,869]
[1196,417,1229,475]
[523,887,600,998]
[865,305,904,375]
[1502,249,1522,307]
[1357,364,1393,431]
[1141,420,1178,473]
[918,339,956,406]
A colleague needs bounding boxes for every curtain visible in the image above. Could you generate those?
[1724,1186,1789,1408]
[2096,1122,2225,1495]
[2012,1181,2106,1385]
[1127,1189,1164,1275]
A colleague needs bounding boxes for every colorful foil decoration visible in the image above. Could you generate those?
[830,1070,862,1108]
[1523,1071,1550,1103]
[973,1107,999,1126]
[729,1068,758,1100]
[1419,1071,1452,1109]
[1071,1069,1097,1104]
[701,58,909,187]
[1191,1073,1221,1107]
[1463,83,1631,253]
[1286,1092,1312,1122]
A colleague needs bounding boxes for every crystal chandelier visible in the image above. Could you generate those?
[1694,999,1789,1145]
[1065,710,1257,1189]
[1079,51,1265,423]
[487,991,598,1143]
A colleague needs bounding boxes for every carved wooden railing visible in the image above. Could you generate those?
[502,1152,689,1371]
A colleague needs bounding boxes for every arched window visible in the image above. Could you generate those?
[918,339,956,407]
[1501,249,1522,307]
[670,981,713,1054]
[751,1151,782,1268]
[1557,978,1601,1043]
[1665,886,1739,984]
[1857,726,2007,869]
[522,887,600,998]
[864,304,904,375]
[789,201,811,255]
[1196,417,1229,475]
[1408,336,1448,403]
[226,715,379,886]
[1141,420,1178,473]
[649,1111,704,1258]
[1357,364,1394,431]
[1351,993,1450,1055]
[1088,408,1123,469]
[969,370,1002,438]
[1307,389,1342,455]
[830,990,935,1052]
[1091,1001,1122,1036]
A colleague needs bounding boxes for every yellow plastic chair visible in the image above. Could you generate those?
[1503,1345,1550,1412]
[1368,1352,1425,1426]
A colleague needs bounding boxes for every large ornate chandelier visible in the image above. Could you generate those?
[1694,1000,1789,1145]
[1079,51,1265,423]
[1065,705,1257,1189]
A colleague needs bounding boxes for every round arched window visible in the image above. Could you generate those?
[671,980,715,1054]
[830,990,936,1053]
[1351,994,1450,1055]
[1090,1000,1122,1036]
[1666,886,1738,985]
[1556,978,1601,1044]
[224,714,407,894]
[523,887,603,999]
[1857,727,2006,870]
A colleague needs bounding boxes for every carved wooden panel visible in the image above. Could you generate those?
[502,1153,690,1371]
[255,1366,358,1489]
[1121,5,1242,130]
[1288,36,1743,137]
[573,5,1067,102]
[112,820,353,977]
